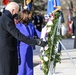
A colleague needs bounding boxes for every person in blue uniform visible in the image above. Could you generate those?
[16,9,38,75]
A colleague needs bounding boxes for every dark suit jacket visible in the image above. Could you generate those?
[0,12,38,75]
[33,15,43,32]
[71,16,76,36]
[71,16,76,48]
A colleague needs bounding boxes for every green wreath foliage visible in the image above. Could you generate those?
[40,12,61,75]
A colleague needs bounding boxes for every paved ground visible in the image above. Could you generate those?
[33,38,76,75]
[34,49,76,75]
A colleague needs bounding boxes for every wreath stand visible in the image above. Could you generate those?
[47,20,76,75]
[48,40,76,75]
[59,40,76,66]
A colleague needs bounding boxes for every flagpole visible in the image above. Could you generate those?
[54,0,56,6]
[24,0,26,7]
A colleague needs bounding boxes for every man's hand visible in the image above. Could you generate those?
[35,39,47,47]
[40,40,48,47]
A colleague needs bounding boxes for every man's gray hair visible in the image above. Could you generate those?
[5,2,19,11]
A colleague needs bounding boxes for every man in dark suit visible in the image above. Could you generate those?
[0,2,47,75]
[33,13,43,32]
[0,12,2,16]
[71,15,76,48]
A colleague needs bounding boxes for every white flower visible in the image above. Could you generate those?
[55,42,59,53]
[40,47,44,52]
[45,37,48,41]
[42,51,45,55]
[43,56,48,62]
[46,20,53,26]
[44,46,48,50]
[50,15,54,20]
[46,27,51,33]
[51,36,53,40]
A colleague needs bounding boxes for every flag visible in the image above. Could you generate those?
[47,0,61,15]
[26,0,33,11]
[2,0,9,5]
[67,9,72,34]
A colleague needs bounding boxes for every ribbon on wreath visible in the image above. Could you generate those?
[40,13,54,52]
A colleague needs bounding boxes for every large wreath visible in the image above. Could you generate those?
[40,12,61,75]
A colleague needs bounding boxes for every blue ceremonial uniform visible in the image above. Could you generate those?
[16,22,37,75]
